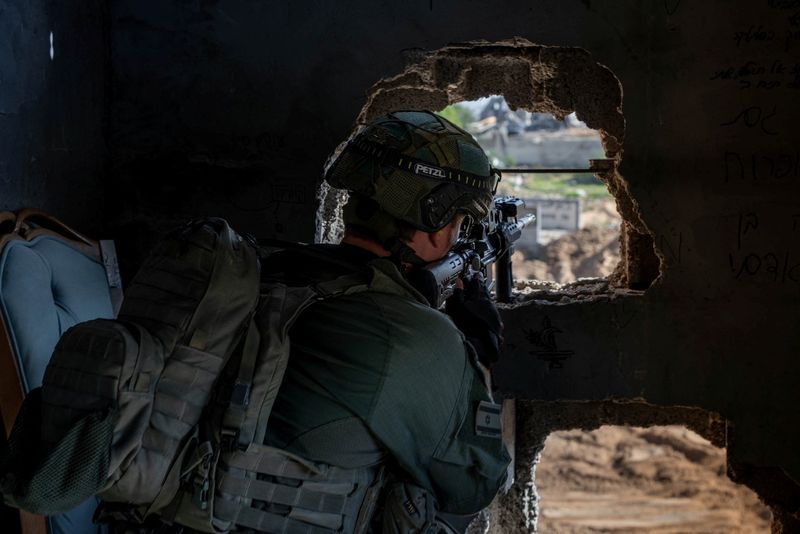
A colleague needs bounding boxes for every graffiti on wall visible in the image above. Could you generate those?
[523,316,575,369]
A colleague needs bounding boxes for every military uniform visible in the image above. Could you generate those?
[261,244,510,526]
[102,111,509,533]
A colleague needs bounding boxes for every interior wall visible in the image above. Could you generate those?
[101,0,799,527]
[0,0,108,235]
[0,1,108,529]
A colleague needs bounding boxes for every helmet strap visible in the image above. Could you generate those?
[343,195,428,268]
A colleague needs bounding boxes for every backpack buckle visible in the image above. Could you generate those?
[191,443,215,511]
[193,477,210,511]
[221,428,240,451]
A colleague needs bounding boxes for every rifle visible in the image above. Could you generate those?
[424,196,536,308]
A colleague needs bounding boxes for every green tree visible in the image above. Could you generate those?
[436,104,475,130]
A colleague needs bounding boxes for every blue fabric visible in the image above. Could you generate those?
[0,236,113,391]
[0,235,113,534]
[48,497,105,534]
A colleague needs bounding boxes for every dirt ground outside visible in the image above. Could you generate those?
[510,199,772,533]
[534,426,772,534]
[512,198,621,284]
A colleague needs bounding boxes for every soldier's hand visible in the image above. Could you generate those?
[445,275,504,367]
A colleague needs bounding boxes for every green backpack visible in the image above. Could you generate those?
[0,218,388,532]
[0,218,260,516]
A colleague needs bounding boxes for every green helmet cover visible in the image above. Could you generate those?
[326,111,500,233]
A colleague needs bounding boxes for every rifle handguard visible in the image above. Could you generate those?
[424,197,535,307]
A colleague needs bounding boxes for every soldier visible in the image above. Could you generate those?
[258,110,511,532]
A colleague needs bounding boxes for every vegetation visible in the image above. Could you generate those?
[436,104,475,130]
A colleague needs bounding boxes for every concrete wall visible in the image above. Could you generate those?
[4,0,792,529]
[0,1,108,235]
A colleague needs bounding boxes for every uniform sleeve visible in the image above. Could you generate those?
[363,294,511,514]
[425,341,511,513]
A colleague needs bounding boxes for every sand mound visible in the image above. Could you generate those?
[535,426,772,533]
[513,199,620,284]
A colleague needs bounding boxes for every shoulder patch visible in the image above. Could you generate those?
[475,401,502,438]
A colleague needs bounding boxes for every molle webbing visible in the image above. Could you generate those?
[217,475,351,514]
[214,445,380,533]
[216,504,339,534]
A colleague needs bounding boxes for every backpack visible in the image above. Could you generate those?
[0,218,259,515]
[159,248,381,533]
[0,218,382,532]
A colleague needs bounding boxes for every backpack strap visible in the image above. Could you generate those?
[222,271,371,451]
[221,320,261,450]
[313,272,371,298]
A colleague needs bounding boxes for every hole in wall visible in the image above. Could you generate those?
[438,96,621,285]
[535,425,772,533]
[494,401,778,534]
[315,38,662,295]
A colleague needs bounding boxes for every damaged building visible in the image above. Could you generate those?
[1,1,799,533]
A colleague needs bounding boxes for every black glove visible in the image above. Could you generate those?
[445,275,504,367]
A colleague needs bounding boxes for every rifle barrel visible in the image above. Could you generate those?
[517,213,536,229]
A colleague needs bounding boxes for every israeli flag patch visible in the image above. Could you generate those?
[475,401,502,438]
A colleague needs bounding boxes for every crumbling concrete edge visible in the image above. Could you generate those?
[316,38,666,293]
[485,399,728,534]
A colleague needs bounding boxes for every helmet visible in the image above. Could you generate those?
[325,111,500,234]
